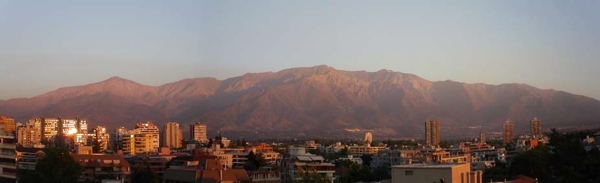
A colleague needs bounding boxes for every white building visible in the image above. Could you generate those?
[391,163,482,183]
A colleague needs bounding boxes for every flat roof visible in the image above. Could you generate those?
[392,163,467,169]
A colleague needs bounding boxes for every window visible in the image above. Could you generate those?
[405,170,413,176]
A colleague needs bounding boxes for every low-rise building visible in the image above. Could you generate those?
[371,150,420,169]
[319,142,345,154]
[163,156,250,183]
[132,153,176,177]
[282,146,335,182]
[391,163,482,183]
[15,146,45,172]
[347,144,388,157]
[73,154,131,183]
[247,166,281,183]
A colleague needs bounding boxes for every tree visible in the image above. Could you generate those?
[509,144,551,181]
[337,163,374,183]
[489,128,600,182]
[373,165,391,181]
[340,147,348,156]
[360,154,373,167]
[131,164,159,183]
[244,151,267,171]
[297,169,329,183]
[20,147,82,183]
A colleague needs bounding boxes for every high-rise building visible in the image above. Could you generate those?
[16,123,40,147]
[30,117,88,144]
[531,117,542,138]
[93,126,110,152]
[425,120,440,146]
[191,122,208,143]
[365,132,373,145]
[122,133,155,155]
[0,116,16,135]
[134,121,160,152]
[120,121,160,155]
[479,131,486,144]
[122,134,135,155]
[503,119,514,144]
[163,122,182,149]
[114,127,129,150]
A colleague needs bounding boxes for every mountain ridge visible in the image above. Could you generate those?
[1,65,599,138]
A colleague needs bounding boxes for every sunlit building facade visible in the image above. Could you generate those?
[121,122,160,155]
[16,124,40,148]
[93,126,110,152]
[0,116,16,135]
[503,119,514,144]
[163,122,182,149]
[425,120,440,146]
[190,122,208,143]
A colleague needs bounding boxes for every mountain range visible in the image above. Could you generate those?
[1,65,599,139]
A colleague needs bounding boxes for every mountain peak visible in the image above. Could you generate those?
[311,64,335,71]
[103,76,133,83]
[95,76,146,87]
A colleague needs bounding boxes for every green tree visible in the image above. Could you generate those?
[340,147,348,156]
[131,164,159,183]
[297,169,329,183]
[509,144,551,181]
[19,147,82,183]
[337,163,374,182]
[494,128,600,182]
[244,151,267,171]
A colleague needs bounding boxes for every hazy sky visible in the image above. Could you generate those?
[1,1,599,100]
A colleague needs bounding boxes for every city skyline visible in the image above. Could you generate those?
[1,1,600,100]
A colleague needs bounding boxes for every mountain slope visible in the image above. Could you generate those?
[1,65,599,138]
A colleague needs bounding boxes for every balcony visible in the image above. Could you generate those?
[0,144,15,149]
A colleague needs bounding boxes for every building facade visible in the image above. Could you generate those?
[0,135,17,182]
[425,120,440,146]
[30,117,88,146]
[16,124,41,148]
[391,163,482,183]
[0,116,16,135]
[73,154,131,183]
[163,122,182,149]
[503,119,514,144]
[531,117,542,138]
[190,122,208,143]
[282,147,335,182]
[134,121,160,153]
[120,122,160,155]
[479,131,486,144]
[93,126,110,152]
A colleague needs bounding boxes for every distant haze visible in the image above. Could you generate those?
[1,1,599,100]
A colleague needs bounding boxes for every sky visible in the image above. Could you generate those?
[1,1,599,100]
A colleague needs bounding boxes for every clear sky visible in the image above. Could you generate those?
[1,1,599,100]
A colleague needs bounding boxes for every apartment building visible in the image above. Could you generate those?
[73,154,131,183]
[0,135,17,182]
[392,163,482,183]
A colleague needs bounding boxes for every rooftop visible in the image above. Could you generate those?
[392,163,467,169]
